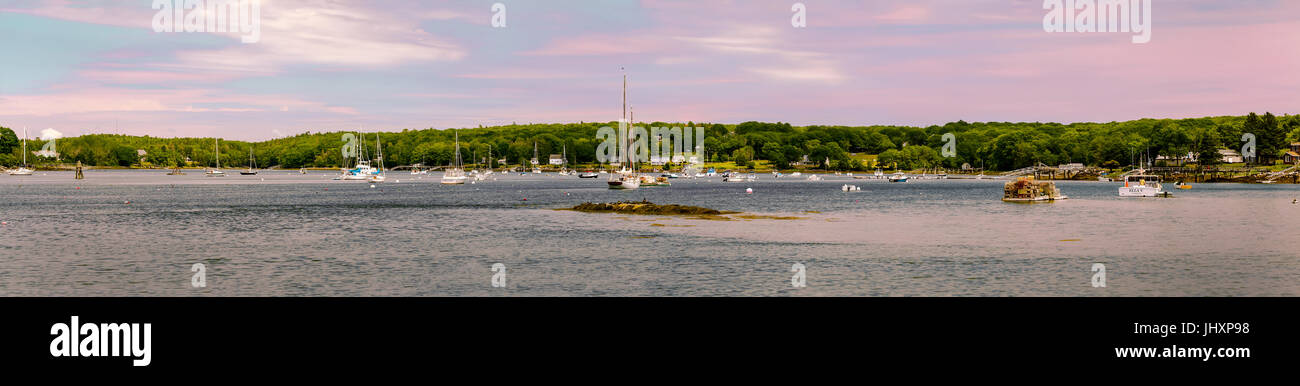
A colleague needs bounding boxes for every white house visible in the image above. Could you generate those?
[548,154,565,165]
[1218,149,1244,164]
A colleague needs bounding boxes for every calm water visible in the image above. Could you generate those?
[1,169,1297,296]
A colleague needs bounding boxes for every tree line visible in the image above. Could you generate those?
[3,113,1297,171]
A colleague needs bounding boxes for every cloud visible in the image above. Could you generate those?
[40,128,64,140]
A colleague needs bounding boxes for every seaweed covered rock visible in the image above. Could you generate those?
[570,201,730,215]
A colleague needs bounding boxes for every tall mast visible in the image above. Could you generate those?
[624,72,630,168]
[21,128,27,166]
[454,130,461,168]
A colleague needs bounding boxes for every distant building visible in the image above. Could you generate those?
[1218,149,1244,164]
[1284,142,1300,164]
[549,154,565,165]
[648,155,666,165]
[1057,163,1085,170]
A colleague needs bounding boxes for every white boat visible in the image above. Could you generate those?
[206,138,225,177]
[874,169,885,179]
[7,128,34,176]
[368,133,387,183]
[608,168,641,189]
[806,174,822,181]
[442,130,468,185]
[888,173,909,182]
[608,71,640,190]
[531,142,543,174]
[240,147,258,175]
[1119,172,1164,197]
[336,131,377,180]
[841,184,861,192]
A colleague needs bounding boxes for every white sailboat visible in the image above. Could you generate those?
[206,138,226,177]
[531,142,542,174]
[337,131,375,180]
[441,130,467,185]
[608,71,640,190]
[368,133,387,183]
[7,128,34,176]
[240,147,258,175]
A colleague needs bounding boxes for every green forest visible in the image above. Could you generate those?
[2,113,1298,171]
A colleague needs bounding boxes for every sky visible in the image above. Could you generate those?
[0,0,1298,141]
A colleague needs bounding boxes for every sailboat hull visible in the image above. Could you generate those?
[608,179,640,189]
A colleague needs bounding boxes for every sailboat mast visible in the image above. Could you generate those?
[622,73,628,167]
[21,128,27,166]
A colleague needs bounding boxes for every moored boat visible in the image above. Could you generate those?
[1002,177,1067,202]
[1119,171,1165,197]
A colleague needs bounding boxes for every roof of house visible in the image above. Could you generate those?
[549,154,563,159]
[1218,149,1241,155]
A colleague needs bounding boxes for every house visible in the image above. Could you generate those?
[1057,163,1085,170]
[1218,149,1244,164]
[1284,142,1300,164]
[548,154,565,165]
[648,155,666,165]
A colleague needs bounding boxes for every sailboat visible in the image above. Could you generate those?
[240,147,259,175]
[608,71,640,190]
[558,144,573,175]
[206,138,225,177]
[7,128,34,175]
[441,130,467,185]
[368,133,387,183]
[336,131,375,180]
[531,142,542,174]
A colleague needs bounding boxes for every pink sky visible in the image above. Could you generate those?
[1,0,1298,140]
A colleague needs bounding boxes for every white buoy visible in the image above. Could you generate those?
[746,187,753,194]
[370,184,376,188]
